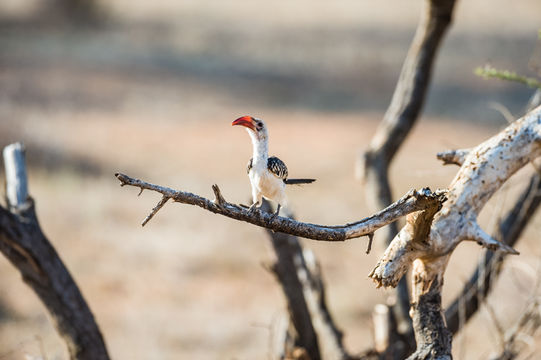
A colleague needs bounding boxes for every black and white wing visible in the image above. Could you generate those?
[247,156,288,181]
[267,156,288,180]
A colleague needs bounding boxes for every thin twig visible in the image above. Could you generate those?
[366,233,374,254]
[212,184,226,207]
[489,102,515,124]
[141,196,170,226]
[485,302,506,351]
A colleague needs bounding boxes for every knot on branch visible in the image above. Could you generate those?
[368,188,447,289]
[410,187,448,211]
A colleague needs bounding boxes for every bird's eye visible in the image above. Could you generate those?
[256,121,263,129]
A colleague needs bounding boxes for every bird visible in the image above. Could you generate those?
[232,115,316,216]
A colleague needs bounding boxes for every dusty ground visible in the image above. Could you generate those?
[0,1,540,359]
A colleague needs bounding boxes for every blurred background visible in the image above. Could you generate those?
[0,1,540,359]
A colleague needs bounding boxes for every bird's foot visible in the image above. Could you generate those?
[270,204,281,220]
[247,202,260,214]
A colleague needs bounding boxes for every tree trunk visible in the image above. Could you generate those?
[0,143,110,360]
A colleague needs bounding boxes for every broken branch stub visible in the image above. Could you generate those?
[436,149,469,167]
[3,142,30,211]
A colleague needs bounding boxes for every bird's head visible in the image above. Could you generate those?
[232,116,268,141]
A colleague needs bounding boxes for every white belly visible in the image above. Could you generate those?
[249,170,287,205]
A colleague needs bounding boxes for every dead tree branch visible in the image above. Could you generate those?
[360,0,457,189]
[527,89,541,112]
[359,1,457,355]
[370,105,541,359]
[436,149,470,167]
[445,173,541,335]
[443,86,541,338]
[0,143,109,360]
[301,250,353,360]
[492,299,541,360]
[263,202,353,360]
[262,201,321,360]
[115,172,446,243]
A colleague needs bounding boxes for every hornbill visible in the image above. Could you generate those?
[232,116,315,216]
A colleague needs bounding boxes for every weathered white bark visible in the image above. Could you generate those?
[3,142,30,210]
[371,106,541,288]
[436,149,469,166]
[370,105,541,359]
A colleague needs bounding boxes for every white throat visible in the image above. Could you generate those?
[248,130,268,169]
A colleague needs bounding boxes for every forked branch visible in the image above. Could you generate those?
[359,1,457,355]
[369,105,541,359]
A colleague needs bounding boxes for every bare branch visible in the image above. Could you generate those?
[494,300,541,360]
[443,93,541,341]
[361,0,457,174]
[115,173,446,243]
[464,222,519,254]
[359,0,457,355]
[260,200,354,360]
[262,201,321,360]
[365,233,374,254]
[436,149,470,166]
[141,196,169,226]
[372,105,541,289]
[408,267,452,360]
[0,143,110,360]
[527,89,541,112]
[212,184,226,206]
[371,105,541,359]
[446,173,541,335]
[301,247,354,360]
[2,142,30,211]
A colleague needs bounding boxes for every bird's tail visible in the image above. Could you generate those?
[284,178,316,185]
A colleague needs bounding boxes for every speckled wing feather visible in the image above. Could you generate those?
[247,156,314,184]
[267,156,288,180]
[247,156,288,180]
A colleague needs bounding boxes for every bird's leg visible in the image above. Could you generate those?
[270,204,281,220]
[248,192,262,213]
[248,200,260,213]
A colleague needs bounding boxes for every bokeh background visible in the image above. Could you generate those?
[0,1,540,359]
